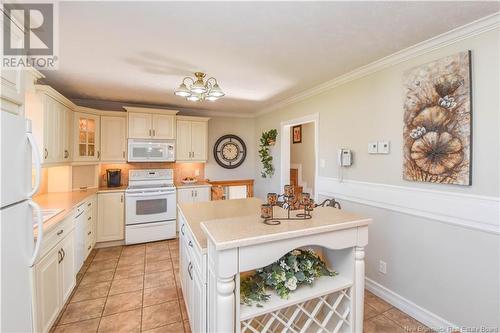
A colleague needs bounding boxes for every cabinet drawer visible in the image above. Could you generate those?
[39,213,74,261]
[181,221,204,283]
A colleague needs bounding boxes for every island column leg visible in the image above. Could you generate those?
[217,275,236,332]
[354,246,365,333]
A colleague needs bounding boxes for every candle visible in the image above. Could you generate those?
[261,204,272,219]
[301,192,310,205]
[267,193,278,205]
[284,185,294,197]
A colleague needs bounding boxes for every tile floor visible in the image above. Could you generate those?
[51,240,431,333]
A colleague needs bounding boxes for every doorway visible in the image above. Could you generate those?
[280,113,319,200]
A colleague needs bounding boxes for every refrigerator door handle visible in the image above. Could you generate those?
[28,200,43,267]
[27,132,41,198]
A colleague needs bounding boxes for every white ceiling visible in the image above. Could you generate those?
[41,1,499,115]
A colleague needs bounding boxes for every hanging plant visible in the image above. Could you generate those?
[259,129,278,178]
[240,248,337,307]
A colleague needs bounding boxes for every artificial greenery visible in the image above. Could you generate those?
[259,129,278,178]
[240,249,337,307]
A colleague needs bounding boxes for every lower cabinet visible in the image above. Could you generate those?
[177,186,211,204]
[178,211,207,332]
[97,192,125,242]
[33,229,75,333]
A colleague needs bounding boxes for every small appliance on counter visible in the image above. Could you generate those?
[106,169,122,187]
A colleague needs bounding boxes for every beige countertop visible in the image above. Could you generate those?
[198,202,372,251]
[98,185,127,193]
[175,181,212,189]
[178,198,263,252]
[33,189,98,234]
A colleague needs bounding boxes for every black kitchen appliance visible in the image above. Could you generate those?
[106,169,122,187]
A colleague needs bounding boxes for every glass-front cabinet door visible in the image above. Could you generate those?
[73,112,100,162]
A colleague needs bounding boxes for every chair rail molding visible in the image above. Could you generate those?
[317,176,500,234]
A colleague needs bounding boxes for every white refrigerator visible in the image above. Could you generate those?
[0,111,43,332]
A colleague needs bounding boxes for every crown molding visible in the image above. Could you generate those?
[256,12,500,117]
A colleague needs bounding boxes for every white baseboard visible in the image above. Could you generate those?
[365,277,457,330]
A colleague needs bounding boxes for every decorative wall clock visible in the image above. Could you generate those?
[213,134,247,169]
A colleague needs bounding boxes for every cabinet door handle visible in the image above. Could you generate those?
[97,151,101,158]
[44,148,48,159]
[87,202,91,207]
[195,190,197,198]
[149,129,152,137]
[88,245,91,251]
[64,150,69,159]
[152,129,156,137]
[87,231,91,235]
[88,216,91,221]
[122,151,125,158]
[188,262,193,280]
[58,250,62,263]
[188,240,193,248]
[121,195,124,203]
[56,229,64,236]
[61,248,65,260]
[181,224,185,236]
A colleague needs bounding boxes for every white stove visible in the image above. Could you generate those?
[125,169,177,244]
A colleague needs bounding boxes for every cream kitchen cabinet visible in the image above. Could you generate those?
[97,192,125,242]
[73,112,101,162]
[33,228,75,333]
[176,116,209,162]
[25,85,75,164]
[125,107,178,139]
[101,116,127,161]
[177,186,211,204]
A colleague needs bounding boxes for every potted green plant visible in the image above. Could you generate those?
[259,129,278,178]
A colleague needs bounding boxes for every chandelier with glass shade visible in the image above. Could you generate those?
[174,72,225,102]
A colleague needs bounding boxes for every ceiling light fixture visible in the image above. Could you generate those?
[174,72,225,102]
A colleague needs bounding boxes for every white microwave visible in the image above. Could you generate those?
[127,139,175,162]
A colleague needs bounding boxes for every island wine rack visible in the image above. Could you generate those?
[240,275,353,333]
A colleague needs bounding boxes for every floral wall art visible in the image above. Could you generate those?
[403,51,472,185]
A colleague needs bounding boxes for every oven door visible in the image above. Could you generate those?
[125,190,176,225]
[128,139,175,162]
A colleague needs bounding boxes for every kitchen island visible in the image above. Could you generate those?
[177,198,371,333]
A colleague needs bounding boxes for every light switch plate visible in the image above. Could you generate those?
[368,142,378,154]
[378,141,390,154]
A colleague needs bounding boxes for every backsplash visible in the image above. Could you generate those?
[99,162,205,186]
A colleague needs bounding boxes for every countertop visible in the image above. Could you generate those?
[33,188,98,234]
[178,198,263,252]
[175,181,212,189]
[197,201,372,250]
[98,185,127,193]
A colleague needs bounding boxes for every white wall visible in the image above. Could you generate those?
[254,26,499,328]
[205,116,256,181]
[290,122,315,193]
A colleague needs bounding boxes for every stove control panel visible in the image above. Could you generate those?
[129,169,173,181]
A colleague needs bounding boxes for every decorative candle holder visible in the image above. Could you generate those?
[262,186,316,224]
[267,193,278,205]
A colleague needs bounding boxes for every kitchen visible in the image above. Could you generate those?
[1,2,499,333]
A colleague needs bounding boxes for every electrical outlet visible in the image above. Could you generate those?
[379,260,387,274]
[194,169,200,177]
[320,159,326,168]
[378,141,390,154]
[368,142,378,154]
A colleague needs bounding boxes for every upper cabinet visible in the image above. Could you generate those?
[73,112,100,162]
[125,107,178,140]
[25,85,75,165]
[176,116,209,162]
[101,116,127,162]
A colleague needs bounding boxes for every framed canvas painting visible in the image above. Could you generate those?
[403,51,472,185]
[292,125,302,144]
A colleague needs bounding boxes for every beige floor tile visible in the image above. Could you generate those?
[143,321,184,333]
[145,259,173,273]
[183,320,191,333]
[143,286,178,307]
[70,281,111,303]
[365,290,393,313]
[86,258,118,273]
[146,251,171,263]
[98,308,141,332]
[53,318,100,333]
[103,290,142,316]
[364,315,405,333]
[144,270,175,289]
[117,255,145,268]
[142,300,182,331]
[80,269,115,286]
[93,248,122,262]
[114,263,145,280]
[364,303,379,320]
[59,298,106,325]
[169,248,179,258]
[146,241,169,253]
[109,275,144,295]
[384,308,428,331]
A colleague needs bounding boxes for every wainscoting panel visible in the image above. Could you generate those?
[317,177,499,234]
